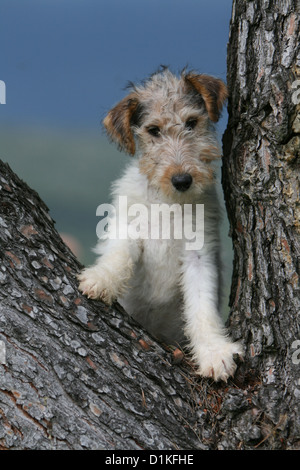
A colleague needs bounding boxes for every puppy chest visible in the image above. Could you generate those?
[134,238,183,300]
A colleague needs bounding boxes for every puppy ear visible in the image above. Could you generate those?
[184,73,228,122]
[103,93,141,155]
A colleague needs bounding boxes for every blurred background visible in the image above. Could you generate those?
[0,0,233,311]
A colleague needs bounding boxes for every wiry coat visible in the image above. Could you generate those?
[78,68,243,381]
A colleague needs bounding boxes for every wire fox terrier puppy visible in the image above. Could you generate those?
[78,67,243,381]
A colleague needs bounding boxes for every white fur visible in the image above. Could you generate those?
[79,161,243,381]
[78,69,243,381]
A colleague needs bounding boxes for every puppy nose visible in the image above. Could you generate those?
[171,173,193,192]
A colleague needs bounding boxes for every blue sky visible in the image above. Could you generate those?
[0,0,234,268]
[0,0,232,131]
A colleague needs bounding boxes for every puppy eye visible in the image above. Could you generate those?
[185,118,198,130]
[147,126,161,137]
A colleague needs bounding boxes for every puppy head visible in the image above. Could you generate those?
[103,69,227,201]
[103,68,227,156]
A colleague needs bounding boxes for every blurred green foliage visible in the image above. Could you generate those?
[0,126,125,264]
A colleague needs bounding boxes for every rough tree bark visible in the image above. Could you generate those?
[222,0,300,448]
[0,0,299,451]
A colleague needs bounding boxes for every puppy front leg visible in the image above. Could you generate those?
[78,239,138,305]
[181,252,243,381]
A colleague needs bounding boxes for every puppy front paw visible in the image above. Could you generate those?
[195,340,244,382]
[77,267,117,305]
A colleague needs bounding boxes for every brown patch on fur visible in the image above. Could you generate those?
[191,165,214,184]
[159,163,214,196]
[103,93,140,155]
[139,154,158,180]
[160,164,183,196]
[199,146,220,162]
[184,73,228,122]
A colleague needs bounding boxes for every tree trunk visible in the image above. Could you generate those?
[222,0,300,448]
[0,0,299,451]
